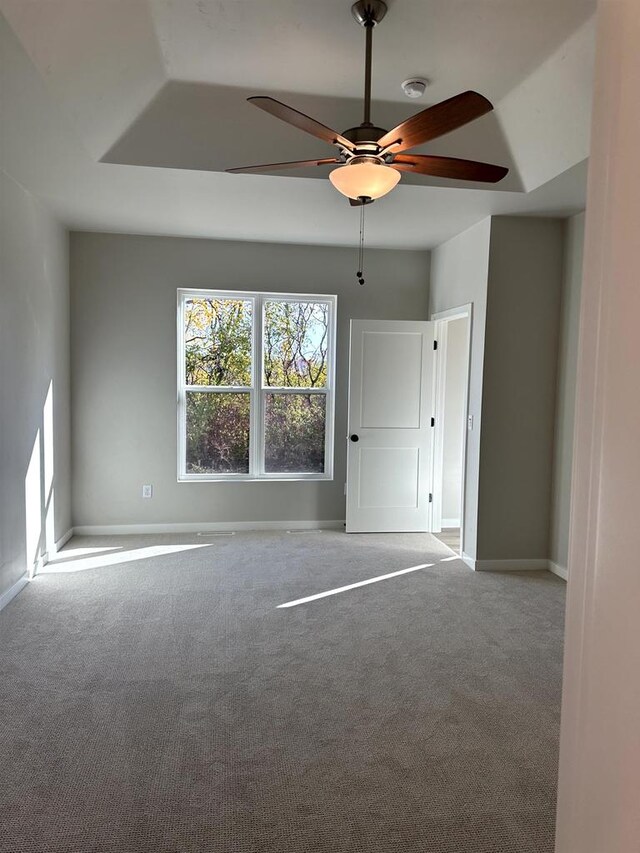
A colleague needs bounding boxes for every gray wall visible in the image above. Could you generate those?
[430,218,492,560]
[70,233,430,527]
[430,215,567,564]
[478,217,564,561]
[0,171,71,596]
[550,212,585,572]
[441,317,467,523]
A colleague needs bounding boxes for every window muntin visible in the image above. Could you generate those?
[178,290,336,481]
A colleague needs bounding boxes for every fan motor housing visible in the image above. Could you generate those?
[342,124,387,146]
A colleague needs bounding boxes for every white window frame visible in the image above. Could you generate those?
[177,288,337,482]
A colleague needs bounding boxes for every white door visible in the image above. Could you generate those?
[346,319,435,533]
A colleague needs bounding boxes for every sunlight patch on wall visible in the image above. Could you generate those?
[43,381,56,558]
[24,429,42,578]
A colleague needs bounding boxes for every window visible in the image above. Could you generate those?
[177,289,336,481]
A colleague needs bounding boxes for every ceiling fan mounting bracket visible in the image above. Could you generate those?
[351,1,388,27]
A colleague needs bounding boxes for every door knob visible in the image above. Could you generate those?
[350,434,359,442]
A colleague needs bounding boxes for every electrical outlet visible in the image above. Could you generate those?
[142,484,153,499]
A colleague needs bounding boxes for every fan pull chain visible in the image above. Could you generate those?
[356,201,366,286]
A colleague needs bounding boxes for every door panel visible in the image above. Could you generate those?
[346,319,435,533]
[359,447,420,508]
[361,331,424,428]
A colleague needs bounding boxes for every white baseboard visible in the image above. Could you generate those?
[0,574,29,613]
[55,528,74,551]
[461,553,551,573]
[39,528,74,571]
[549,561,568,581]
[41,528,75,564]
[475,558,550,572]
[461,551,476,570]
[441,518,461,528]
[72,520,345,536]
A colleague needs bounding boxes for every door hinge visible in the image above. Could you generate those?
[429,493,433,503]
[433,340,438,350]
[430,416,435,427]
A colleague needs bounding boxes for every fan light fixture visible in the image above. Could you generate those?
[329,157,400,201]
[227,0,508,286]
[228,0,509,204]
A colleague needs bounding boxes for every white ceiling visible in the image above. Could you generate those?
[102,83,526,191]
[148,1,593,101]
[0,0,596,249]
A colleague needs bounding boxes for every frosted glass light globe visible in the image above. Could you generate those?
[329,158,400,200]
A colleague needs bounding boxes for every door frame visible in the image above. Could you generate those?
[430,304,472,553]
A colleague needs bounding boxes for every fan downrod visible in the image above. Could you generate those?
[351,1,387,27]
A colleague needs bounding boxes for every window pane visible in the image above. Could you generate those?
[263,301,329,388]
[264,393,326,473]
[184,298,252,386]
[186,392,250,474]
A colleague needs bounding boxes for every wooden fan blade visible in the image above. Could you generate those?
[377,91,494,153]
[227,158,340,174]
[392,154,508,183]
[248,97,355,150]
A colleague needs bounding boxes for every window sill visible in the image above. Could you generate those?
[177,475,334,484]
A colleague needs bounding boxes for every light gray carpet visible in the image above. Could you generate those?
[433,528,461,554]
[0,531,565,853]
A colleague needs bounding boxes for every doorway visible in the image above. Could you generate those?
[431,305,472,555]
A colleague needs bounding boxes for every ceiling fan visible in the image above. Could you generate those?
[227,0,508,205]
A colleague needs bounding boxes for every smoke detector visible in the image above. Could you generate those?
[401,78,429,99]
